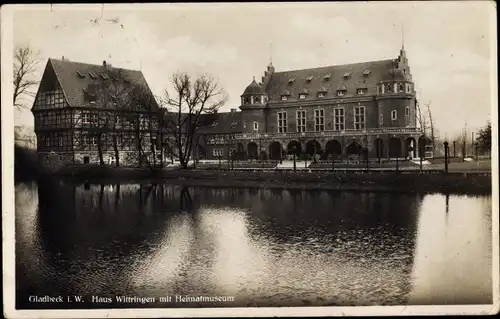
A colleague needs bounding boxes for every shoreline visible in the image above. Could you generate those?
[28,166,492,196]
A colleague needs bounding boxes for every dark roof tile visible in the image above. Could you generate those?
[264,59,395,102]
[48,58,149,107]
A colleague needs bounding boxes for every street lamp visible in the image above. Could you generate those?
[444,141,449,173]
[292,145,297,172]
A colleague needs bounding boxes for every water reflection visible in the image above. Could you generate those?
[15,180,492,308]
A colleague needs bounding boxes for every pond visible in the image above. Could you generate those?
[15,180,493,308]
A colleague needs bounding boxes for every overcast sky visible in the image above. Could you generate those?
[11,2,496,138]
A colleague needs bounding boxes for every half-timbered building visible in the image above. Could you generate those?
[32,58,160,168]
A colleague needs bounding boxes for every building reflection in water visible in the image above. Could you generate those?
[14,180,492,308]
[409,194,492,304]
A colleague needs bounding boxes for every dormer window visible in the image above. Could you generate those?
[88,72,97,79]
[324,74,331,81]
[299,93,307,100]
[318,92,326,98]
[281,95,288,101]
[253,121,259,131]
[306,76,313,82]
[337,90,346,97]
[357,88,366,95]
[288,78,295,84]
[363,69,371,76]
[405,107,409,117]
[76,71,85,78]
[343,71,351,79]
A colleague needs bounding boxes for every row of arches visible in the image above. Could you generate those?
[200,136,429,161]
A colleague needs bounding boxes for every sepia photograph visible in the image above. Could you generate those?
[1,2,498,318]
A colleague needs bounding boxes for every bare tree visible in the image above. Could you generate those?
[128,82,162,170]
[425,102,436,158]
[93,68,138,166]
[13,45,41,109]
[160,72,228,169]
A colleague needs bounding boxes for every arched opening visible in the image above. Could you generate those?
[286,141,302,159]
[269,141,282,161]
[247,142,258,160]
[418,135,432,159]
[259,150,268,161]
[375,138,384,159]
[389,137,402,158]
[305,140,322,159]
[198,145,206,160]
[325,140,342,160]
[346,141,362,159]
[236,143,245,160]
[405,137,417,159]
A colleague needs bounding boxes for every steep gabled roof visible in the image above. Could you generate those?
[264,59,395,103]
[48,58,150,107]
[197,111,243,134]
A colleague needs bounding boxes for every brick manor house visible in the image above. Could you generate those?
[220,45,429,162]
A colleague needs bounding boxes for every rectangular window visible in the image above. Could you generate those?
[253,121,259,131]
[88,136,97,146]
[391,110,398,121]
[82,113,91,124]
[296,110,306,132]
[405,106,409,117]
[58,136,63,147]
[333,108,345,131]
[314,109,325,131]
[45,93,55,104]
[44,135,51,146]
[277,111,287,133]
[379,113,383,125]
[354,106,365,129]
[213,149,223,157]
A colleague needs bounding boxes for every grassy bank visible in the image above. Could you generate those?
[55,165,492,195]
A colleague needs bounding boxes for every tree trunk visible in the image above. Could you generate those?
[112,134,120,167]
[97,133,104,165]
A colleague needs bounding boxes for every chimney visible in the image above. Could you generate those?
[103,60,107,67]
[62,56,65,61]
[230,108,236,114]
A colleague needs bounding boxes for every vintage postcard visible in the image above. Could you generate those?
[2,2,499,318]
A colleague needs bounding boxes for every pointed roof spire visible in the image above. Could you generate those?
[269,42,273,66]
[402,23,405,50]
